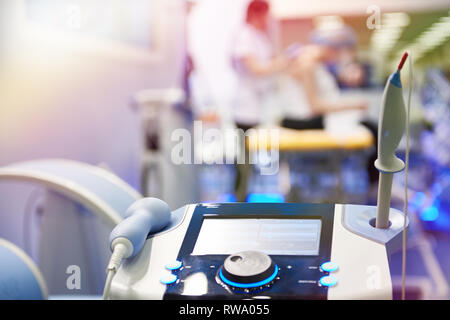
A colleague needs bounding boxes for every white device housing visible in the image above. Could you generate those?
[109,203,407,300]
[375,71,406,228]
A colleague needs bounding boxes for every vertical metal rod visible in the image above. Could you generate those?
[375,172,393,229]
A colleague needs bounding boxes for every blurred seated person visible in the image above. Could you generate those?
[280,25,368,130]
[231,0,368,129]
[229,1,374,200]
[281,26,379,186]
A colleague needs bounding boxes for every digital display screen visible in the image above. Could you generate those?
[192,218,321,256]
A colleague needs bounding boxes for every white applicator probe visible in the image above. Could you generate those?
[374,52,409,229]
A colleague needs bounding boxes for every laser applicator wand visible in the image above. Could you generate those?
[374,52,409,229]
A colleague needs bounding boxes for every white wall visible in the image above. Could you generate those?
[0,0,187,244]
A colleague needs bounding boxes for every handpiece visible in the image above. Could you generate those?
[374,52,408,229]
[103,197,171,299]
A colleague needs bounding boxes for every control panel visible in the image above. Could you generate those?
[110,203,407,300]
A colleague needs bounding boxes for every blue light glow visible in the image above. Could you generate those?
[420,205,439,221]
[319,275,338,287]
[217,193,237,203]
[246,193,284,203]
[320,261,338,272]
[165,260,182,271]
[410,192,426,210]
[160,274,177,285]
[219,265,279,288]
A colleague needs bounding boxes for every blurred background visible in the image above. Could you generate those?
[0,0,449,299]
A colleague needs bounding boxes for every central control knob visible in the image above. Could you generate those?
[218,251,278,291]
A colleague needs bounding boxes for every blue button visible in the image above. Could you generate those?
[165,260,183,271]
[160,274,177,285]
[319,276,338,287]
[320,261,338,272]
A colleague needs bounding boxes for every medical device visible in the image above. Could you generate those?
[375,52,409,229]
[103,53,412,300]
[0,159,141,296]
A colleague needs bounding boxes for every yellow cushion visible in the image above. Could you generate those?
[246,126,374,151]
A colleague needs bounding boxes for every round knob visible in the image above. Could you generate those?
[218,251,278,290]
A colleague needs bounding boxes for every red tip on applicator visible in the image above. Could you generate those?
[397,52,408,71]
